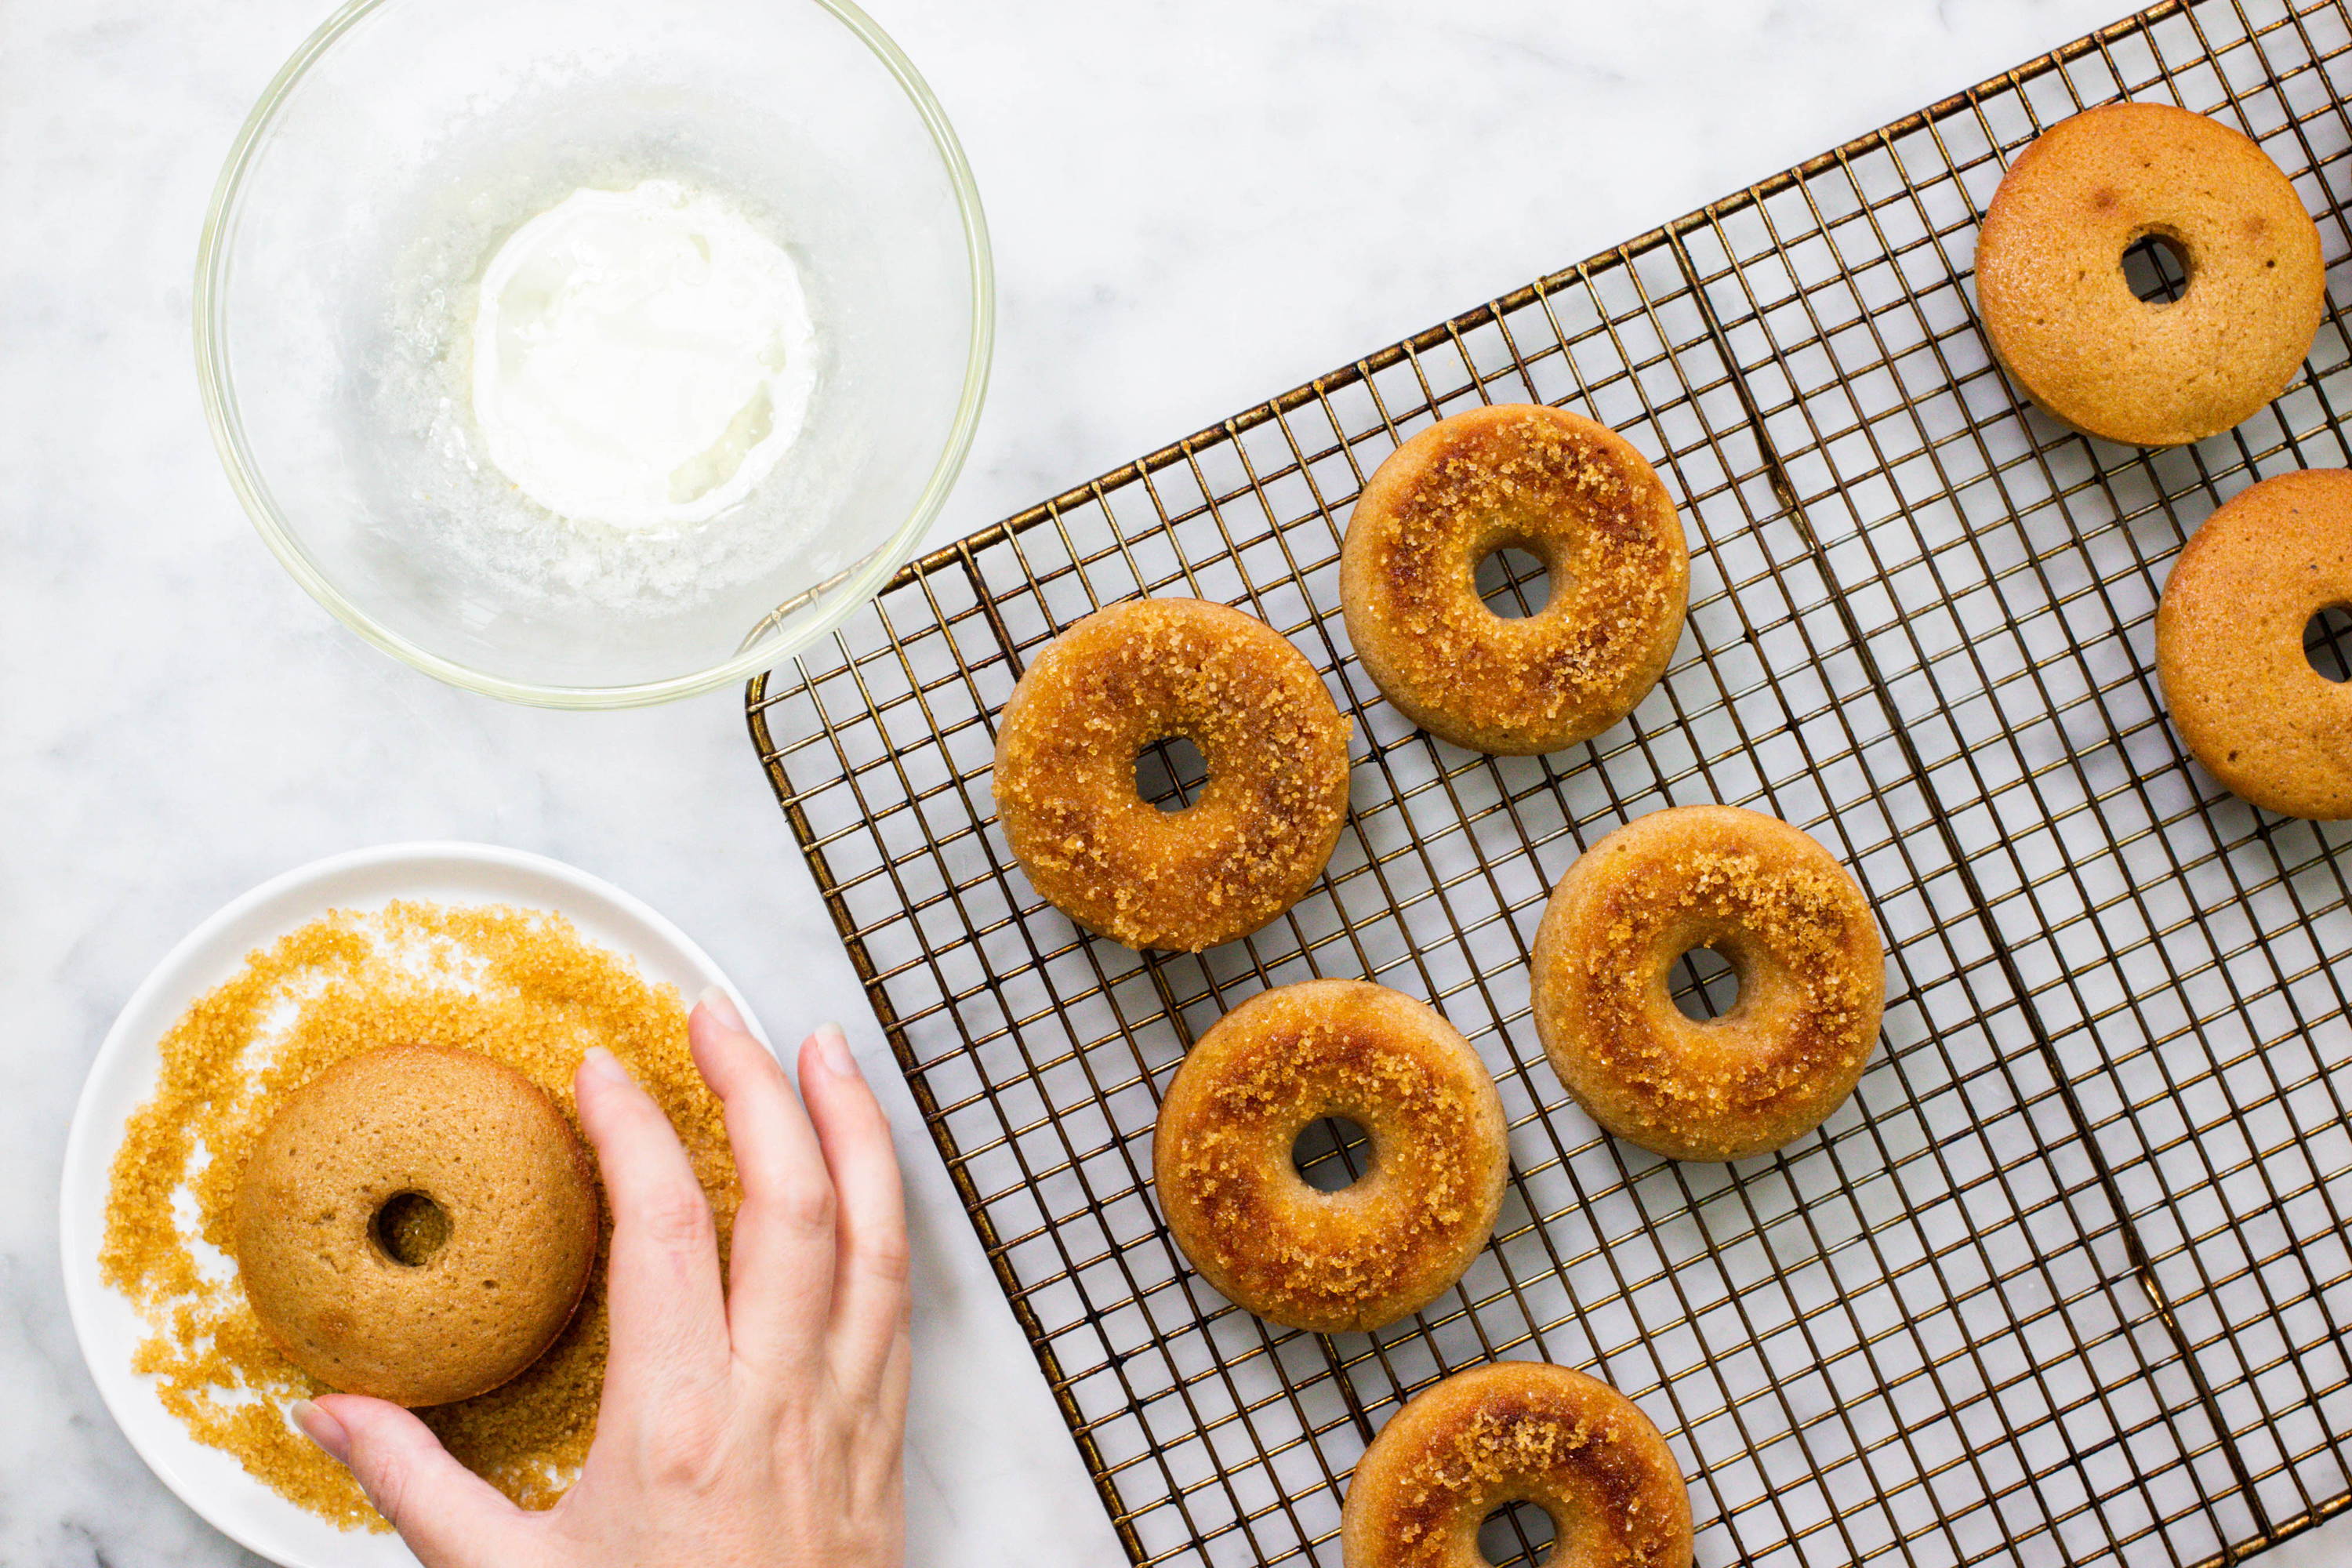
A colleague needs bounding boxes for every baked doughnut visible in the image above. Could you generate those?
[1532,805,1883,1162]
[2157,468,2352,818]
[1152,979,1508,1334]
[1340,404,1688,755]
[1975,101,2323,447]
[233,1044,601,1407]
[993,597,1352,952]
[1343,1361,1692,1568]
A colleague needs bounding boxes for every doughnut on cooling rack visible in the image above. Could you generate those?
[745,4,2352,1563]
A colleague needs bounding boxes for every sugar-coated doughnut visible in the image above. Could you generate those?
[1152,979,1508,1334]
[233,1044,601,1407]
[993,597,1352,952]
[2157,468,2352,819]
[1341,404,1688,755]
[1342,1361,1693,1568]
[1532,805,1883,1163]
[1975,101,2323,448]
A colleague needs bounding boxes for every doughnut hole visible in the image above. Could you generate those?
[2306,604,2352,683]
[1474,543,1552,619]
[1477,1498,1559,1566]
[1133,734,1210,811]
[1671,941,1745,1022]
[1290,1115,1374,1192]
[2122,228,2191,304]
[372,1190,451,1267]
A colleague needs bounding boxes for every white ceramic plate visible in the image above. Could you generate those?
[59,841,762,1568]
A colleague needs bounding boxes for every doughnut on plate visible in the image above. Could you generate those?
[58,841,764,1568]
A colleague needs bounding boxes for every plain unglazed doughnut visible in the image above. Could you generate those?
[2157,468,2352,819]
[1975,101,2323,447]
[1342,1361,1693,1568]
[232,1044,601,1407]
[1340,404,1689,755]
[1152,979,1508,1334]
[993,597,1352,952]
[1531,805,1883,1163]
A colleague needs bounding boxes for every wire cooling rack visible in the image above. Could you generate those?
[745,2,2352,1563]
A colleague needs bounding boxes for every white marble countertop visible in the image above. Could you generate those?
[5,1,2346,1563]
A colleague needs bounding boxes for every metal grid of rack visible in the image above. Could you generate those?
[746,2,2352,1561]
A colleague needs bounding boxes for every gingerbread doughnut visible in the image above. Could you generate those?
[1152,979,1508,1334]
[2157,468,2352,819]
[1532,805,1883,1163]
[233,1044,601,1407]
[1975,101,2323,447]
[1343,1361,1692,1568]
[993,597,1352,952]
[1340,404,1689,755]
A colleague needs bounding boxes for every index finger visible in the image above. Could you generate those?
[686,994,840,1371]
[572,1046,731,1414]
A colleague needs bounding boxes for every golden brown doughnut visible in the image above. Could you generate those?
[2156,468,2352,819]
[1342,1361,1693,1568]
[1532,805,1883,1163]
[993,597,1352,952]
[1975,101,2323,447]
[1152,979,1508,1334]
[1340,404,1689,755]
[233,1044,601,1407]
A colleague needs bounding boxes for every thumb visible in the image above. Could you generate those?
[300,1394,533,1566]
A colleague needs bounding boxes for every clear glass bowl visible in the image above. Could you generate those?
[197,0,992,707]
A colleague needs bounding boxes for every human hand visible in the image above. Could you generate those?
[292,993,910,1568]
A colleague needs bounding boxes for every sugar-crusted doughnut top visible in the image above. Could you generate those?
[994,597,1352,951]
[1153,979,1507,1334]
[1341,404,1688,755]
[1342,1361,1693,1568]
[1533,804,1883,1162]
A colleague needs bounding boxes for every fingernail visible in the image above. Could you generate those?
[292,1399,349,1465]
[814,1022,858,1079]
[581,1045,631,1086]
[696,984,748,1033]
